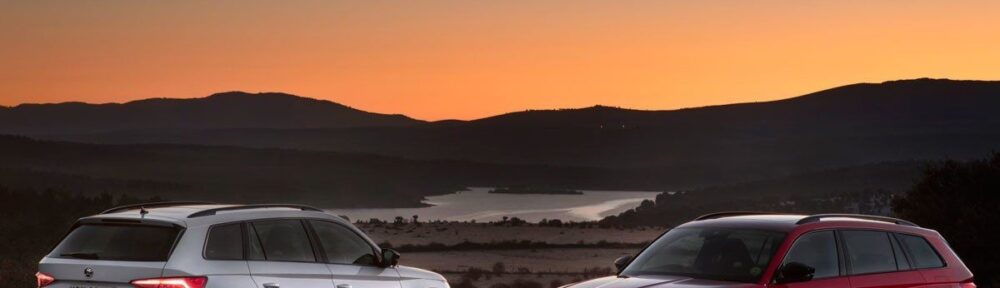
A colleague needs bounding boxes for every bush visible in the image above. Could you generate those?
[492,261,507,274]
[894,153,1000,287]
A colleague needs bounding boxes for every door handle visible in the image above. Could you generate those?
[336,284,352,288]
[263,283,280,288]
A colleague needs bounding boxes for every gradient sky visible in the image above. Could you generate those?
[2,1,999,120]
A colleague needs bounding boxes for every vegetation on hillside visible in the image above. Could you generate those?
[0,135,676,208]
[600,161,921,227]
[893,153,1000,287]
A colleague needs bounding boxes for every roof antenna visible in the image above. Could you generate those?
[139,206,149,218]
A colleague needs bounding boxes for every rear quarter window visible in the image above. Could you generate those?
[205,223,244,260]
[896,234,945,269]
[50,224,180,261]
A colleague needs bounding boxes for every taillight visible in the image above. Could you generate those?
[35,272,55,287]
[130,277,207,288]
[960,279,977,288]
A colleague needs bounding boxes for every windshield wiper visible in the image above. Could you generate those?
[60,252,100,259]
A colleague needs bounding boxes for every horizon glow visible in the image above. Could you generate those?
[2,1,999,120]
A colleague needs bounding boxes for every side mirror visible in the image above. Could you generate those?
[381,249,400,267]
[614,255,632,273]
[775,262,815,284]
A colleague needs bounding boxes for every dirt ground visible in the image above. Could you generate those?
[400,248,638,273]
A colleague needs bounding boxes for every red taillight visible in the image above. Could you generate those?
[960,279,977,288]
[35,272,55,287]
[130,277,207,288]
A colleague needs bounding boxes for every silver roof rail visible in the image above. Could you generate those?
[101,201,217,214]
[188,204,322,218]
[694,211,781,221]
[796,213,918,227]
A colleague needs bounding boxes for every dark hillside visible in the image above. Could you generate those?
[0,135,678,207]
[0,91,420,135]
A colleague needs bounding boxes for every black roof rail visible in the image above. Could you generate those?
[796,214,918,227]
[694,211,781,221]
[188,204,323,218]
[102,201,217,214]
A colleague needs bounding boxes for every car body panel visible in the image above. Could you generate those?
[248,260,335,288]
[397,266,450,288]
[563,275,760,288]
[38,258,167,288]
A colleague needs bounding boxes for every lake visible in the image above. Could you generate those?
[327,187,660,223]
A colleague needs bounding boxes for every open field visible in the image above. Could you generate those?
[356,221,661,287]
[403,248,636,273]
[355,222,664,246]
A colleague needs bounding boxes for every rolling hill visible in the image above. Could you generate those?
[5,78,1000,184]
[0,91,421,135]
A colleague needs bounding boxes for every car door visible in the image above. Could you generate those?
[247,219,335,288]
[771,230,851,288]
[841,230,926,288]
[308,219,403,288]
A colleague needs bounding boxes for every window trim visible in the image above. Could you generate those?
[888,233,912,270]
[201,221,247,261]
[771,229,844,284]
[840,229,903,276]
[893,232,948,270]
[244,218,324,264]
[305,219,383,267]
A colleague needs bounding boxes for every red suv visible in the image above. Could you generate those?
[564,213,975,288]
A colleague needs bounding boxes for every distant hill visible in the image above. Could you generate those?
[0,135,679,207]
[0,91,421,135]
[9,78,1000,183]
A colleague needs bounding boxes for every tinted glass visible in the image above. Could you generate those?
[51,224,179,261]
[890,235,911,270]
[782,231,839,279]
[842,230,897,274]
[205,223,243,260]
[246,223,265,260]
[310,221,378,265]
[621,227,786,283]
[250,220,316,262]
[896,234,944,269]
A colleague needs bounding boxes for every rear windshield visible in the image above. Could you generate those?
[50,224,180,261]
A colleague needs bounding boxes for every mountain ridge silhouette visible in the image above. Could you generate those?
[4,78,1000,181]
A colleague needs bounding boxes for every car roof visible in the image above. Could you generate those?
[82,203,343,227]
[679,214,806,231]
[677,213,932,235]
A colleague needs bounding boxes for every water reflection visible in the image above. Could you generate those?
[328,187,660,222]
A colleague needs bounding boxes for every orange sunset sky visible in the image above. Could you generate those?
[2,1,999,120]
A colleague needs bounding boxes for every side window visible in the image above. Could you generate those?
[309,220,378,265]
[247,223,265,261]
[205,223,244,260]
[896,234,945,269]
[890,235,911,270]
[781,231,840,279]
[842,230,897,275]
[250,220,316,262]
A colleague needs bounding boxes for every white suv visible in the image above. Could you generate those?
[36,202,449,288]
